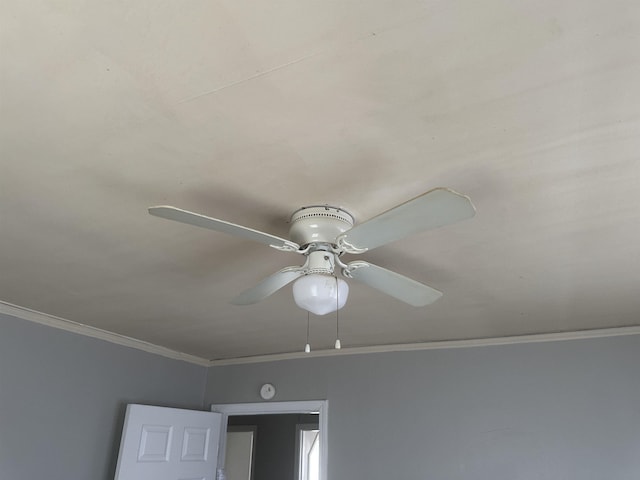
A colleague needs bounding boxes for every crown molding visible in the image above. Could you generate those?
[0,301,210,367]
[3,300,639,368]
[206,325,640,366]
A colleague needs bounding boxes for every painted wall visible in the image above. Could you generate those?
[0,313,208,480]
[3,310,639,480]
[205,335,640,480]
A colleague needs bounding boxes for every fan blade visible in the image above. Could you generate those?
[338,188,475,252]
[345,261,442,306]
[149,206,299,252]
[230,267,304,305]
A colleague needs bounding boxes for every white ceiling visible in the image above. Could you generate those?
[1,0,639,360]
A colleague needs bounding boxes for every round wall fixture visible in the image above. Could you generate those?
[259,383,276,400]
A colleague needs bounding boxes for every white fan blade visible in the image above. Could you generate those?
[338,188,475,252]
[345,261,442,306]
[230,267,304,305]
[149,206,299,251]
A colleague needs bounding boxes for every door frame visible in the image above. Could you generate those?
[211,400,328,480]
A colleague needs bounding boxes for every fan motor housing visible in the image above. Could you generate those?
[289,205,354,246]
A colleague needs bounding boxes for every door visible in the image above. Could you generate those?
[114,404,222,480]
[297,425,320,480]
[224,426,256,480]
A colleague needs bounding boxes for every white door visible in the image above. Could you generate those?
[114,404,222,480]
[224,427,256,480]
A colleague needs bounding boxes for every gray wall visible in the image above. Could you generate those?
[0,313,208,480]
[205,335,640,480]
[2,311,639,480]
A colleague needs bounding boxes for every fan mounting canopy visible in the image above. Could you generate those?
[288,205,354,246]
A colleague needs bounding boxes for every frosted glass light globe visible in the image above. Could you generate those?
[292,274,349,315]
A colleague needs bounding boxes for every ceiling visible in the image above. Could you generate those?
[1,0,639,361]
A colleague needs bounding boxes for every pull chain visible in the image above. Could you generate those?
[304,311,311,353]
[334,276,341,349]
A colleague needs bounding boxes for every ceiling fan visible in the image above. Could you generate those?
[148,188,475,315]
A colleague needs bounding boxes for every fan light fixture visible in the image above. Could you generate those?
[292,274,348,316]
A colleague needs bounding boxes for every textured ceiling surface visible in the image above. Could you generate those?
[1,0,639,360]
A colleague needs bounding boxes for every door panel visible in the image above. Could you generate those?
[114,404,222,480]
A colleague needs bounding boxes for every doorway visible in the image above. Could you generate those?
[225,414,319,480]
[211,401,328,480]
